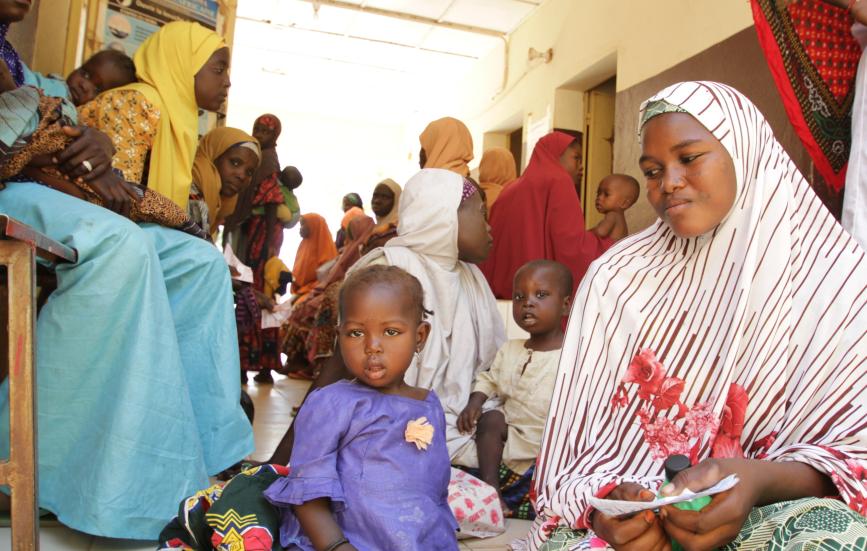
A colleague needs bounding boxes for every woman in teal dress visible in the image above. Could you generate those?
[0,7,252,539]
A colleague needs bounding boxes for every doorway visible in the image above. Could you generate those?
[581,77,616,229]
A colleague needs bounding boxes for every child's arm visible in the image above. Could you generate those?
[293,498,358,551]
[457,391,489,434]
[591,211,619,239]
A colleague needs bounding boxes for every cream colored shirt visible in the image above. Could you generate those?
[455,339,561,473]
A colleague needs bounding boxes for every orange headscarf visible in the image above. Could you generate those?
[478,147,517,211]
[419,117,473,177]
[292,213,338,301]
[340,206,365,230]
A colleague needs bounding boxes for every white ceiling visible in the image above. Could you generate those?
[236,0,544,69]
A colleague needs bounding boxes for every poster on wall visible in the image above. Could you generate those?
[103,0,220,55]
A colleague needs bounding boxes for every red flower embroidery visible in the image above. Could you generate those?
[623,349,666,400]
[719,383,747,437]
[846,459,866,480]
[711,434,744,459]
[540,515,561,538]
[749,431,777,459]
[651,377,686,417]
[611,384,629,409]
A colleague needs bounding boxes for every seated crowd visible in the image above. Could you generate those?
[1,4,865,551]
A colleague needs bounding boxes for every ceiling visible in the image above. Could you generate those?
[235,0,545,75]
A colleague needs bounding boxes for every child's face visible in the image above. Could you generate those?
[339,283,430,392]
[215,146,259,197]
[67,59,125,106]
[456,192,492,264]
[595,177,630,214]
[299,217,310,238]
[371,184,395,218]
[558,142,583,185]
[640,113,736,238]
[512,266,570,336]
[194,47,231,112]
[252,121,277,149]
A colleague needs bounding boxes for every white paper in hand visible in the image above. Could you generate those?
[223,244,254,283]
[588,474,739,517]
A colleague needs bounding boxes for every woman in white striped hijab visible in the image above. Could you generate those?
[525,81,867,550]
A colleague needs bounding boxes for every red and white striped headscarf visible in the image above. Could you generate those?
[527,81,867,548]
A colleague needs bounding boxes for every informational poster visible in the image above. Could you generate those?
[103,0,220,55]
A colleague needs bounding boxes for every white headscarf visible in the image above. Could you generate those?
[351,168,505,457]
[528,81,867,548]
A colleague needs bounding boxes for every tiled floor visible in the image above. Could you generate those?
[0,373,528,549]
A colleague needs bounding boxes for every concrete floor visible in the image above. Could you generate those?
[0,373,529,550]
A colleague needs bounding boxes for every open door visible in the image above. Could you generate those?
[581,79,616,229]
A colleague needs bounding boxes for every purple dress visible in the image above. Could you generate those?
[264,380,459,550]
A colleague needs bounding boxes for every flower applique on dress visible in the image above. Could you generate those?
[611,349,748,463]
[405,416,434,450]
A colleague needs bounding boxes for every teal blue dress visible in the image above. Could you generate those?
[0,66,254,538]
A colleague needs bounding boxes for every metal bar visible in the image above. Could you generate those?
[0,240,39,549]
[295,0,506,37]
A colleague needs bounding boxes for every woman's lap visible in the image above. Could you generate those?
[0,183,252,538]
[537,498,867,550]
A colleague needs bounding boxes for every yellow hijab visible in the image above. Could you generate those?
[419,117,473,177]
[118,21,226,209]
[191,126,260,234]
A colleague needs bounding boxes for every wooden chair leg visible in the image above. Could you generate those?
[0,241,39,549]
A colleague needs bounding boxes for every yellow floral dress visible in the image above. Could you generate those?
[77,89,160,185]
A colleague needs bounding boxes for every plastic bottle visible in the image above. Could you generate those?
[660,454,711,551]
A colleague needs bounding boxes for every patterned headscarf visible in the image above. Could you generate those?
[0,23,25,88]
[255,113,282,140]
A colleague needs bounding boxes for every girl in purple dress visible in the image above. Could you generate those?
[265,264,459,551]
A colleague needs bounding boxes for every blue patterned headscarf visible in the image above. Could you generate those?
[0,24,24,88]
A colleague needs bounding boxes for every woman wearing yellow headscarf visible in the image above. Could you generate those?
[78,21,230,208]
[188,126,261,237]
[419,116,474,176]
[478,147,518,210]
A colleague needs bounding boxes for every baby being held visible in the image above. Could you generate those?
[454,259,572,519]
[66,50,136,106]
[590,173,640,242]
[264,264,459,550]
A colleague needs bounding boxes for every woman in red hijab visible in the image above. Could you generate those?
[480,132,611,298]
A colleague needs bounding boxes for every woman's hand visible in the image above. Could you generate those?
[592,482,671,551]
[87,171,141,218]
[659,458,836,551]
[659,458,761,551]
[55,126,115,181]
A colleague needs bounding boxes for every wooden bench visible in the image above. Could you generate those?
[0,214,76,550]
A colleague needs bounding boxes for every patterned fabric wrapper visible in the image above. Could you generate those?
[520,497,867,551]
[457,463,537,520]
[158,464,290,551]
[751,0,861,192]
[449,467,506,539]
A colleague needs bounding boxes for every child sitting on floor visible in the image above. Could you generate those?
[264,264,459,550]
[66,49,137,106]
[454,259,572,520]
[590,173,640,242]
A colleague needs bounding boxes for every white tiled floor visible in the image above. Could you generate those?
[0,373,529,549]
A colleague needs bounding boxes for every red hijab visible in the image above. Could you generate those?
[479,131,611,298]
